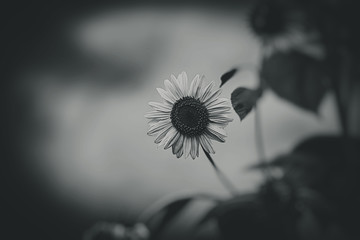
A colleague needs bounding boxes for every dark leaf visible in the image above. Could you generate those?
[293,136,360,240]
[261,50,330,112]
[147,194,220,239]
[196,193,256,228]
[148,197,193,239]
[206,189,300,240]
[258,135,360,236]
[249,0,288,38]
[231,87,262,120]
[220,68,238,87]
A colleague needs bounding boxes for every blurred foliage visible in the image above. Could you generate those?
[250,136,360,240]
[231,87,262,120]
[260,50,329,112]
[84,222,149,240]
[220,68,238,87]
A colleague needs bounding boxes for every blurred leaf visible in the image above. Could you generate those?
[255,135,360,237]
[84,222,150,240]
[231,87,262,120]
[147,194,220,239]
[127,223,150,240]
[254,136,360,189]
[261,50,329,112]
[220,68,238,87]
[249,0,288,38]
[198,187,301,240]
[83,222,127,240]
[148,197,193,239]
[196,193,257,228]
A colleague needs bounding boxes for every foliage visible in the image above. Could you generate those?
[231,87,262,120]
[260,50,329,112]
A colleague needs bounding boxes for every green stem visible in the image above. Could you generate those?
[254,105,272,180]
[202,147,238,196]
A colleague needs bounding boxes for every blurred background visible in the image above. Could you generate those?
[5,1,341,239]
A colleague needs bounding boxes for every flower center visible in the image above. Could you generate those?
[170,96,209,137]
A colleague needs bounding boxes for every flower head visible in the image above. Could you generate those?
[146,72,233,159]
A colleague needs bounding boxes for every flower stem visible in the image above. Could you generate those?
[254,105,272,180]
[202,147,238,196]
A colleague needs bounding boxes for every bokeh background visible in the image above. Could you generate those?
[6,1,340,239]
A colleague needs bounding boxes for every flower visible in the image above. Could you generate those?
[146,72,233,159]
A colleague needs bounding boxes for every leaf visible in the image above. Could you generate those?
[260,50,330,113]
[147,194,220,239]
[196,193,256,228]
[148,197,192,239]
[220,68,238,87]
[201,191,299,240]
[257,135,360,235]
[231,87,262,120]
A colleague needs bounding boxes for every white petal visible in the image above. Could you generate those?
[145,111,170,120]
[209,115,233,125]
[159,127,177,148]
[209,120,231,128]
[177,72,188,97]
[149,102,172,112]
[147,119,171,136]
[164,80,181,100]
[176,148,183,158]
[207,99,231,111]
[154,125,172,144]
[205,129,225,143]
[208,107,231,116]
[181,72,188,95]
[157,88,175,103]
[188,74,200,97]
[163,84,178,103]
[199,135,215,154]
[199,81,214,102]
[164,130,180,149]
[208,104,231,111]
[176,73,184,95]
[195,75,205,99]
[208,123,227,136]
[172,134,184,154]
[184,137,191,159]
[146,116,169,121]
[148,119,159,125]
[205,98,221,108]
[206,97,229,108]
[190,137,197,159]
[204,89,222,105]
[195,137,200,157]
[170,74,184,98]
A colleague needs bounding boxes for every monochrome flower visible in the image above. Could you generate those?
[146,72,233,159]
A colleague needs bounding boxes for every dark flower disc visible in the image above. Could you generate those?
[170,96,209,137]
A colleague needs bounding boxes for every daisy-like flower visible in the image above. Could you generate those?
[146,72,233,159]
